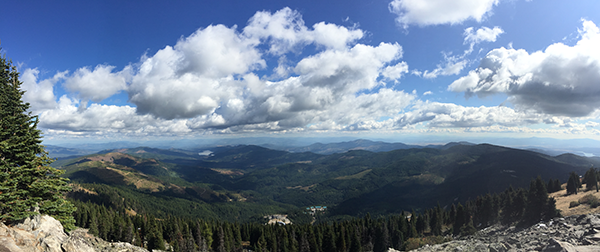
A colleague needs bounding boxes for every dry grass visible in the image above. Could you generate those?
[551,184,600,216]
[335,169,372,180]
[286,184,317,191]
[210,168,244,176]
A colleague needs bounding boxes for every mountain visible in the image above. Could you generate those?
[268,139,431,154]
[44,145,97,158]
[55,142,597,222]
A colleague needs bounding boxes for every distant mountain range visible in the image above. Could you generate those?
[46,137,600,158]
[52,141,600,221]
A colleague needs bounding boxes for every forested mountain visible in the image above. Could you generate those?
[53,142,599,223]
[267,139,427,154]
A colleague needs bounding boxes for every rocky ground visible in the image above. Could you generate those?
[411,214,600,252]
[0,215,148,252]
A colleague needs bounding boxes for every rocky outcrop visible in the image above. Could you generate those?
[412,214,600,252]
[0,215,148,252]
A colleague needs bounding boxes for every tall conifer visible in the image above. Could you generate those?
[0,50,75,230]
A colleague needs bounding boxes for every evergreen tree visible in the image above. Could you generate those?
[453,203,467,235]
[544,197,561,220]
[375,221,390,252]
[430,203,443,236]
[349,227,362,252]
[448,204,456,226]
[415,213,425,235]
[299,232,311,252]
[522,177,548,225]
[585,167,598,192]
[408,210,418,238]
[212,225,226,252]
[146,216,165,251]
[0,51,76,230]
[567,172,580,195]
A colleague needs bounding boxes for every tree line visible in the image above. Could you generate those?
[69,176,560,251]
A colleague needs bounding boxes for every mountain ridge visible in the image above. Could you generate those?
[52,142,599,222]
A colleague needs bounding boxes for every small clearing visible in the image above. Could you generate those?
[551,185,600,216]
[335,169,372,180]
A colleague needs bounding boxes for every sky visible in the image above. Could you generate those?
[2,0,600,145]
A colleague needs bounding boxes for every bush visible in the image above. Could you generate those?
[579,194,600,207]
[569,201,580,208]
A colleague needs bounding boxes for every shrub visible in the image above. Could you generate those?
[569,201,580,208]
[579,194,600,206]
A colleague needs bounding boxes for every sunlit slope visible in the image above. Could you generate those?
[55,143,600,220]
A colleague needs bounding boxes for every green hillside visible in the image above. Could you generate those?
[55,143,595,222]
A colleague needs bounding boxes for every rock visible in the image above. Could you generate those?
[542,238,577,252]
[410,214,600,252]
[0,215,148,252]
[62,229,96,252]
[589,215,600,228]
[488,243,507,252]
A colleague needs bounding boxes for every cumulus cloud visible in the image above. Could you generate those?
[26,7,414,138]
[449,19,600,117]
[21,68,65,112]
[38,95,191,135]
[185,42,410,131]
[393,101,561,130]
[63,65,130,102]
[128,24,265,119]
[464,26,504,53]
[243,7,364,54]
[389,0,499,27]
[464,26,504,45]
[295,42,403,92]
[382,62,409,81]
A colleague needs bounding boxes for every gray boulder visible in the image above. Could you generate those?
[0,215,148,252]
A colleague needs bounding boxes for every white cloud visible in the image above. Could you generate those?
[464,26,504,45]
[63,65,130,102]
[21,68,65,112]
[295,42,403,93]
[394,101,561,130]
[421,55,468,79]
[423,91,433,95]
[463,26,504,54]
[243,7,364,53]
[311,22,364,50]
[128,24,265,120]
[243,7,310,54]
[38,95,191,135]
[449,19,600,117]
[26,8,416,138]
[174,24,265,78]
[382,62,409,81]
[389,0,499,27]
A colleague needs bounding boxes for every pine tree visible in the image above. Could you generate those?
[0,51,76,230]
[453,203,467,235]
[373,221,389,252]
[567,172,580,195]
[430,203,443,236]
[585,167,598,192]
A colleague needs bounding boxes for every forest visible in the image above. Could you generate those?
[68,176,566,251]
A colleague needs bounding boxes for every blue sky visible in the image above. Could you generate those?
[2,0,600,144]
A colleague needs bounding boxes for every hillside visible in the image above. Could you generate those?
[552,186,600,216]
[54,142,597,222]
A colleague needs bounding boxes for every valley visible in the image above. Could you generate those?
[51,140,600,223]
